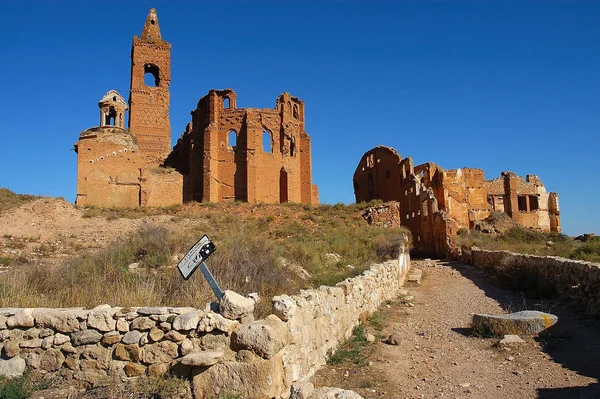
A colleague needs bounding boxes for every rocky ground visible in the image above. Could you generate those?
[313,260,600,399]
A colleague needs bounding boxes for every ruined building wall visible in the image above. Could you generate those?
[128,8,172,159]
[353,145,561,257]
[166,90,318,205]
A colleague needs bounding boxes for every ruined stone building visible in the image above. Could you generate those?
[74,8,318,207]
[353,146,560,256]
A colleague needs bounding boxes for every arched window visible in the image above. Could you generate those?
[262,130,272,153]
[287,101,292,113]
[228,130,237,150]
[293,104,299,119]
[144,64,160,87]
[224,97,230,109]
[105,106,117,126]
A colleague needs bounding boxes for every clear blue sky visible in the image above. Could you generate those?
[0,1,598,236]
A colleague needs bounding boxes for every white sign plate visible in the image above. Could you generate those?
[178,235,212,280]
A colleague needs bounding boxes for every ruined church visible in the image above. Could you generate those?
[74,9,318,207]
[353,146,560,256]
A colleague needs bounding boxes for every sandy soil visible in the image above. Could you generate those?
[313,260,600,399]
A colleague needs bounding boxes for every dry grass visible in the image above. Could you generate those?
[0,188,39,215]
[456,226,600,263]
[0,200,409,316]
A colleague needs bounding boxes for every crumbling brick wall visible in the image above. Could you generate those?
[165,90,318,205]
[353,145,561,257]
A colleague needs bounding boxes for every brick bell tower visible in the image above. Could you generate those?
[128,8,172,159]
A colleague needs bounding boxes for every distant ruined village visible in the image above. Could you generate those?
[74,8,560,258]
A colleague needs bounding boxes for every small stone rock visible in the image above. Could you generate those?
[116,318,129,332]
[114,343,141,362]
[53,333,70,346]
[0,356,26,378]
[149,327,165,342]
[366,333,376,343]
[71,330,103,346]
[131,317,156,330]
[7,309,34,328]
[165,330,186,342]
[40,348,65,371]
[272,295,297,322]
[231,314,290,359]
[122,330,144,345]
[124,362,145,377]
[19,338,42,348]
[219,290,255,320]
[148,362,169,377]
[385,333,401,345]
[138,307,169,316]
[172,311,201,331]
[3,341,20,358]
[499,334,526,346]
[180,350,224,367]
[472,311,558,337]
[102,331,121,345]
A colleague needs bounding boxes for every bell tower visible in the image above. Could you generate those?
[128,8,171,159]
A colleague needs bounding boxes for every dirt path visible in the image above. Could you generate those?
[313,260,600,399]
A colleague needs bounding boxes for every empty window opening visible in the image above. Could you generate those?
[228,130,237,149]
[287,101,292,113]
[293,104,299,119]
[150,19,155,25]
[223,97,230,109]
[529,195,539,211]
[262,131,272,153]
[280,168,289,203]
[112,96,117,102]
[517,195,527,212]
[105,106,117,126]
[290,137,295,157]
[385,169,391,179]
[144,64,160,87]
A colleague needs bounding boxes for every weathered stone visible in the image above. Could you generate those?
[122,330,144,345]
[114,343,141,362]
[26,352,40,369]
[80,346,111,371]
[64,356,79,370]
[236,349,262,364]
[4,340,20,358]
[192,354,285,399]
[140,334,149,346]
[24,328,41,339]
[41,337,53,349]
[407,268,422,284]
[142,341,179,364]
[199,332,229,350]
[71,330,102,346]
[272,295,297,322]
[198,311,239,334]
[124,362,146,377]
[60,343,77,354]
[0,356,26,378]
[159,321,171,332]
[499,334,526,345]
[231,314,290,359]
[165,330,186,342]
[19,338,42,348]
[180,350,224,367]
[131,317,156,330]
[7,309,34,328]
[39,328,54,338]
[148,362,169,377]
[384,333,401,346]
[138,307,169,316]
[53,333,70,346]
[310,387,364,399]
[148,327,165,342]
[40,348,65,371]
[472,311,558,336]
[87,310,116,332]
[33,309,83,333]
[116,318,129,332]
[102,331,121,345]
[290,379,314,399]
[0,315,7,329]
[180,339,196,356]
[172,311,201,331]
[220,290,255,320]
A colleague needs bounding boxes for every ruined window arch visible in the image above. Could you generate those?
[144,64,160,87]
[293,104,299,119]
[105,106,117,126]
[290,136,295,157]
[224,97,230,109]
[262,130,272,153]
[287,101,292,113]
[228,130,237,149]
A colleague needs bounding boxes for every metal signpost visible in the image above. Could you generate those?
[177,235,224,300]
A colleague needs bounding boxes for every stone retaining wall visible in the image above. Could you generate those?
[464,248,600,316]
[0,239,411,398]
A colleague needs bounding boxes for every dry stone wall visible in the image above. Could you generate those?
[465,248,600,315]
[0,240,410,398]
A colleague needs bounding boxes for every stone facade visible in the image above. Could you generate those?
[353,146,560,256]
[0,239,411,398]
[74,8,318,208]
